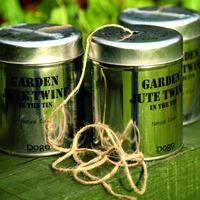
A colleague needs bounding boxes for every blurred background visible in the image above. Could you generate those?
[0,0,200,41]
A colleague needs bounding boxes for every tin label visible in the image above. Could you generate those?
[93,60,182,158]
[128,61,182,157]
[182,37,200,124]
[0,62,78,155]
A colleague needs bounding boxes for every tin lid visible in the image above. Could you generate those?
[0,24,83,65]
[119,7,200,41]
[88,24,183,66]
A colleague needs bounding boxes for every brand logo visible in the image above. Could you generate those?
[157,143,175,153]
[27,144,50,152]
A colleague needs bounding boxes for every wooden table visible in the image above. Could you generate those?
[0,120,200,200]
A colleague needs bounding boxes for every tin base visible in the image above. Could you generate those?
[0,148,62,157]
[144,144,183,161]
[183,115,200,126]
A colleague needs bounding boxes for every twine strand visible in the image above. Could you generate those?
[50,122,147,199]
[45,24,148,200]
[156,5,173,14]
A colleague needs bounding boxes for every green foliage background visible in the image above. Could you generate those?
[0,0,200,41]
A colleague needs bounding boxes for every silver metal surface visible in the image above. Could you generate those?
[119,6,200,125]
[0,24,83,156]
[90,24,183,159]
[144,144,183,161]
[119,7,200,40]
[0,24,83,65]
[89,25,182,66]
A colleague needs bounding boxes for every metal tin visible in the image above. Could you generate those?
[89,25,183,160]
[119,7,200,125]
[0,24,83,156]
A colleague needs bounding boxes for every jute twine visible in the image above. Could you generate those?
[44,24,148,200]
[156,5,173,14]
[37,25,72,32]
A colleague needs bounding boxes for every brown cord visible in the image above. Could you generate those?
[46,122,147,200]
[156,5,173,14]
[44,24,148,200]
[37,25,72,33]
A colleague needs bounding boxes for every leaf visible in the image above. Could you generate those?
[38,0,58,17]
[156,0,180,6]
[49,6,68,25]
[0,0,24,24]
[24,11,47,24]
[121,0,155,9]
[65,1,79,26]
[182,0,200,11]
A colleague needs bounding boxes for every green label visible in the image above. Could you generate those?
[0,62,78,154]
[94,61,183,159]
[5,68,70,112]
[130,61,182,158]
[182,37,200,123]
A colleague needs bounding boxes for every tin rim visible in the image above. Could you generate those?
[0,147,62,157]
[89,24,183,67]
[91,57,183,69]
[144,144,183,161]
[183,115,200,126]
[119,7,200,41]
[0,24,83,65]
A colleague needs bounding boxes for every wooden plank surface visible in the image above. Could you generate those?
[0,120,200,200]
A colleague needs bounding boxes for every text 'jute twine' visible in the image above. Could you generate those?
[44,24,148,200]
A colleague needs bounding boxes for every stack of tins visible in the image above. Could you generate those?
[89,25,183,160]
[119,6,200,125]
[0,24,84,156]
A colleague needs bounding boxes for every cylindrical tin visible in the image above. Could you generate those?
[0,24,84,156]
[89,25,183,160]
[119,7,200,125]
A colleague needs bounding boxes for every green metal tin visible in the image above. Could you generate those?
[119,7,200,125]
[0,24,83,156]
[89,25,183,160]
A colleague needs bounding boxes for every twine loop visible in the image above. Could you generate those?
[44,24,148,200]
[46,121,147,200]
